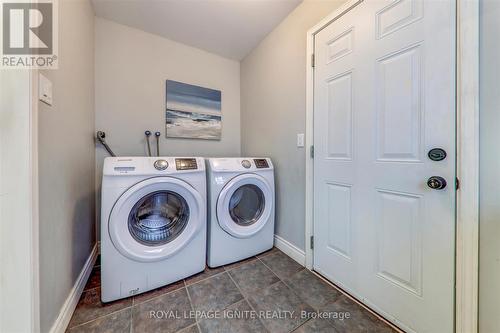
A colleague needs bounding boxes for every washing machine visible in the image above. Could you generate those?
[100,157,206,302]
[207,158,275,267]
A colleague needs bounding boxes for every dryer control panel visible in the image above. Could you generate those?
[209,158,273,172]
[103,157,205,176]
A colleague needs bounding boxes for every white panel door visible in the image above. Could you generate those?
[313,1,456,332]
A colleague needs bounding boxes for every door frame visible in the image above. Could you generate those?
[30,69,41,333]
[0,69,41,332]
[304,1,479,332]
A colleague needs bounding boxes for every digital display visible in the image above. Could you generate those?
[114,167,135,172]
[175,158,198,170]
[254,159,269,169]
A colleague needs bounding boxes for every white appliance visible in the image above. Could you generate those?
[101,157,206,302]
[207,158,275,267]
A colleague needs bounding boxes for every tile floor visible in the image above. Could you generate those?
[67,248,397,333]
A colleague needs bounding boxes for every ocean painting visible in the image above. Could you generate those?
[166,80,222,140]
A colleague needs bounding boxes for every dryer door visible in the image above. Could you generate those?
[216,173,273,238]
[109,177,204,262]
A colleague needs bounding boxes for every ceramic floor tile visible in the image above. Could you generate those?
[256,247,281,259]
[320,295,395,333]
[260,252,304,280]
[67,308,131,333]
[84,266,101,291]
[223,256,258,272]
[228,260,279,296]
[247,281,314,333]
[132,288,195,333]
[184,266,225,285]
[133,279,185,305]
[198,300,268,333]
[284,270,341,309]
[187,272,243,313]
[68,288,132,328]
[69,251,394,333]
[293,318,340,333]
[178,324,200,333]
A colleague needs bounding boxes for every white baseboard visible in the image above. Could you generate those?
[49,243,98,333]
[274,235,306,266]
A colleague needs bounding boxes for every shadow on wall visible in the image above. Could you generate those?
[95,144,109,242]
[71,191,96,283]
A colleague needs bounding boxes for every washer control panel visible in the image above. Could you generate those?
[254,159,269,169]
[241,160,251,168]
[154,159,169,170]
[176,158,198,170]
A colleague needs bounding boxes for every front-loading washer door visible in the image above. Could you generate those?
[109,177,203,262]
[216,173,273,238]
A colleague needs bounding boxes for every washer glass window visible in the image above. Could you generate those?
[228,184,265,226]
[128,191,190,246]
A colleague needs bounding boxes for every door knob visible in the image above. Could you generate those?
[427,176,447,190]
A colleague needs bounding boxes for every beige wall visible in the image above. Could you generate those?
[479,1,500,331]
[241,0,346,250]
[38,0,95,331]
[94,18,241,238]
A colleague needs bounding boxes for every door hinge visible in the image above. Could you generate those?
[311,54,315,68]
[310,236,314,249]
[456,177,460,190]
[310,145,315,159]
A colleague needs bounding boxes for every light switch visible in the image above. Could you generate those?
[39,73,52,106]
[297,133,305,148]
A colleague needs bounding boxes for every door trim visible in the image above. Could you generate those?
[30,69,41,333]
[455,1,480,332]
[304,1,479,332]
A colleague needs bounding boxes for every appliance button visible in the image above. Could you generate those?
[154,159,169,170]
[241,160,251,168]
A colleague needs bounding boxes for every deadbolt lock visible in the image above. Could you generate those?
[427,176,447,190]
[428,148,447,161]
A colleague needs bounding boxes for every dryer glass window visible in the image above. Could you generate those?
[128,191,190,246]
[229,184,265,226]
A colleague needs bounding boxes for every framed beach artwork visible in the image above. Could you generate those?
[166,80,222,140]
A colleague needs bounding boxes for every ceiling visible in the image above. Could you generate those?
[92,0,303,60]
